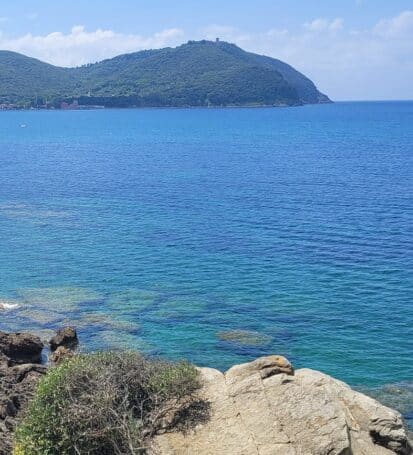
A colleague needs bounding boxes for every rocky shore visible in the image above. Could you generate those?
[0,332,45,454]
[0,328,77,454]
[0,329,411,455]
[155,357,412,455]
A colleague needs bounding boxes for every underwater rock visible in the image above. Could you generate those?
[17,286,102,312]
[96,330,153,352]
[217,329,272,346]
[65,312,139,333]
[19,308,64,325]
[106,289,160,314]
[152,297,207,321]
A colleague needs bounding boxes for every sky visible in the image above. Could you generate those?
[0,0,412,100]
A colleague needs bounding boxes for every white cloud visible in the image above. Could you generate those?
[329,18,344,32]
[0,25,185,67]
[0,16,8,23]
[200,11,413,100]
[374,10,413,38]
[304,18,343,33]
[266,29,289,38]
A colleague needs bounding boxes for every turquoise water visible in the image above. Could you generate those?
[0,103,412,395]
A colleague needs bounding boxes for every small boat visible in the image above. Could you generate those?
[20,124,27,128]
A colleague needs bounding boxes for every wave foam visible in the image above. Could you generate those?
[0,301,20,310]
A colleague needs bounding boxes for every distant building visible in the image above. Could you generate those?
[60,100,104,110]
[61,100,79,110]
[0,103,18,110]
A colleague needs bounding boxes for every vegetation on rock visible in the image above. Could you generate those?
[14,352,202,454]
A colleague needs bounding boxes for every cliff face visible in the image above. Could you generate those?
[154,355,412,455]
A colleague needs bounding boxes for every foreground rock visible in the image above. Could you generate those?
[154,355,412,455]
[0,331,43,364]
[0,329,77,454]
[0,333,42,454]
[1,329,411,455]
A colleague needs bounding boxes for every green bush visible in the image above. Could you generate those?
[14,352,202,455]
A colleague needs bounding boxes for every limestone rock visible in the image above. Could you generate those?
[153,356,412,455]
[0,331,43,364]
[49,326,78,351]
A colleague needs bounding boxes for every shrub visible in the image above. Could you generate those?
[14,352,203,454]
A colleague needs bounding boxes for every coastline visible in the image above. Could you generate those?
[0,103,304,112]
[1,328,411,455]
[0,98,334,112]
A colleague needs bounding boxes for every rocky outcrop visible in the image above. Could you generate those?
[0,331,43,364]
[1,329,411,455]
[49,326,78,351]
[0,339,47,455]
[0,329,77,454]
[154,355,412,455]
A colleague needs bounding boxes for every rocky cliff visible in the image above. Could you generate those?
[154,356,411,455]
[0,331,411,455]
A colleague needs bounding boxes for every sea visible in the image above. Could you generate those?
[0,102,412,423]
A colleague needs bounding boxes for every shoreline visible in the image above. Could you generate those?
[1,303,412,433]
[1,328,412,454]
[0,100,335,112]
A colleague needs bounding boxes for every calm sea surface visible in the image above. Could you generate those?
[0,103,412,407]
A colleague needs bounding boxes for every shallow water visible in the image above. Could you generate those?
[0,103,412,401]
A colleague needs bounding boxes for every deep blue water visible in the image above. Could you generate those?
[0,102,412,393]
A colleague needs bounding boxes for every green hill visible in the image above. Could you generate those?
[0,40,330,108]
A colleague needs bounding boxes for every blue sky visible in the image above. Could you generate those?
[1,0,412,100]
